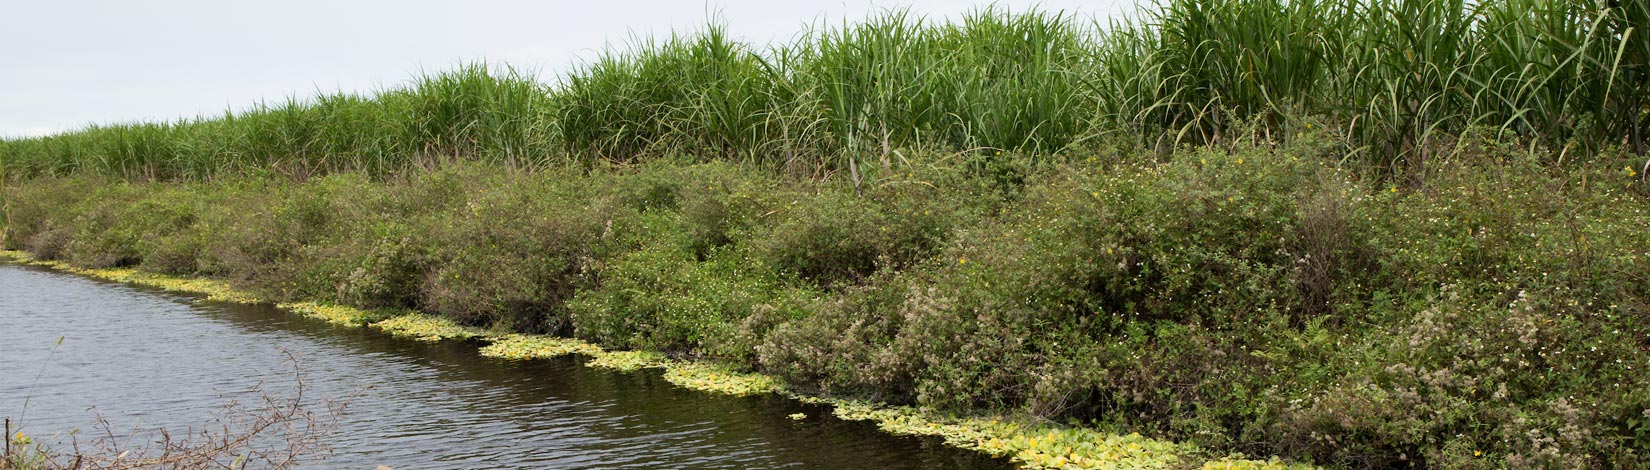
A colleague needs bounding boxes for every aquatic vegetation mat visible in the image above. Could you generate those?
[371,313,488,342]
[787,395,1303,470]
[478,334,603,359]
[279,301,396,327]
[0,250,261,303]
[583,350,667,372]
[660,362,782,397]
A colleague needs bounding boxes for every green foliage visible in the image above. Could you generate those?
[415,173,622,333]
[1274,286,1650,467]
[568,236,806,360]
[753,186,948,286]
[758,273,922,401]
[4,4,1650,463]
[555,24,788,163]
[1,177,102,257]
[872,146,1319,423]
[5,141,1648,467]
[0,65,553,179]
[11,1,1643,180]
[332,222,426,309]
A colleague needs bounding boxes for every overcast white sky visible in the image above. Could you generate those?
[1,0,1136,138]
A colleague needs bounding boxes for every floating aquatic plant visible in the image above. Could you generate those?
[0,250,260,303]
[278,302,391,327]
[583,350,666,372]
[371,313,486,342]
[479,334,603,360]
[660,362,781,397]
[797,394,1308,470]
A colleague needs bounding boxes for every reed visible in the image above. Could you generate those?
[2,0,1645,180]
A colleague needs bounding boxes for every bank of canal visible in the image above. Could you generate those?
[0,262,1010,468]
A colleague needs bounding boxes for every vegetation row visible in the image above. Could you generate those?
[2,0,1648,180]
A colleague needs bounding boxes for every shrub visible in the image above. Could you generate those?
[195,177,356,299]
[62,185,148,268]
[1274,285,1650,468]
[569,229,806,361]
[1,178,100,253]
[333,222,427,309]
[758,272,923,402]
[882,143,1352,429]
[417,175,623,333]
[752,181,959,287]
[597,161,784,257]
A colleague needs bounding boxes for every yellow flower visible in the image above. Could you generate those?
[1474,450,1483,457]
[959,257,967,265]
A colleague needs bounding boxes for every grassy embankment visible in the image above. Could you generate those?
[3,0,1650,468]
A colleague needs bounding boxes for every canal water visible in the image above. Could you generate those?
[0,263,1010,469]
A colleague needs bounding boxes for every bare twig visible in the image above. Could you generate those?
[2,349,346,470]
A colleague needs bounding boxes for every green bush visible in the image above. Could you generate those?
[333,222,427,309]
[569,228,806,360]
[758,272,923,402]
[2,177,103,256]
[1275,285,1650,467]
[194,177,355,297]
[416,175,623,333]
[752,181,960,287]
[61,186,146,268]
[595,161,783,257]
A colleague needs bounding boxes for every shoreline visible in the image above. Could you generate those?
[0,249,1300,470]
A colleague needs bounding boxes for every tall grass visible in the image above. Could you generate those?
[0,64,551,180]
[2,0,1646,180]
[555,24,791,165]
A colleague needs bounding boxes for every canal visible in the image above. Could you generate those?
[0,263,1010,469]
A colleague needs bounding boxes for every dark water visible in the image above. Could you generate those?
[0,263,1009,469]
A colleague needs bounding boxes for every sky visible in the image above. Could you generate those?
[0,0,1135,139]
